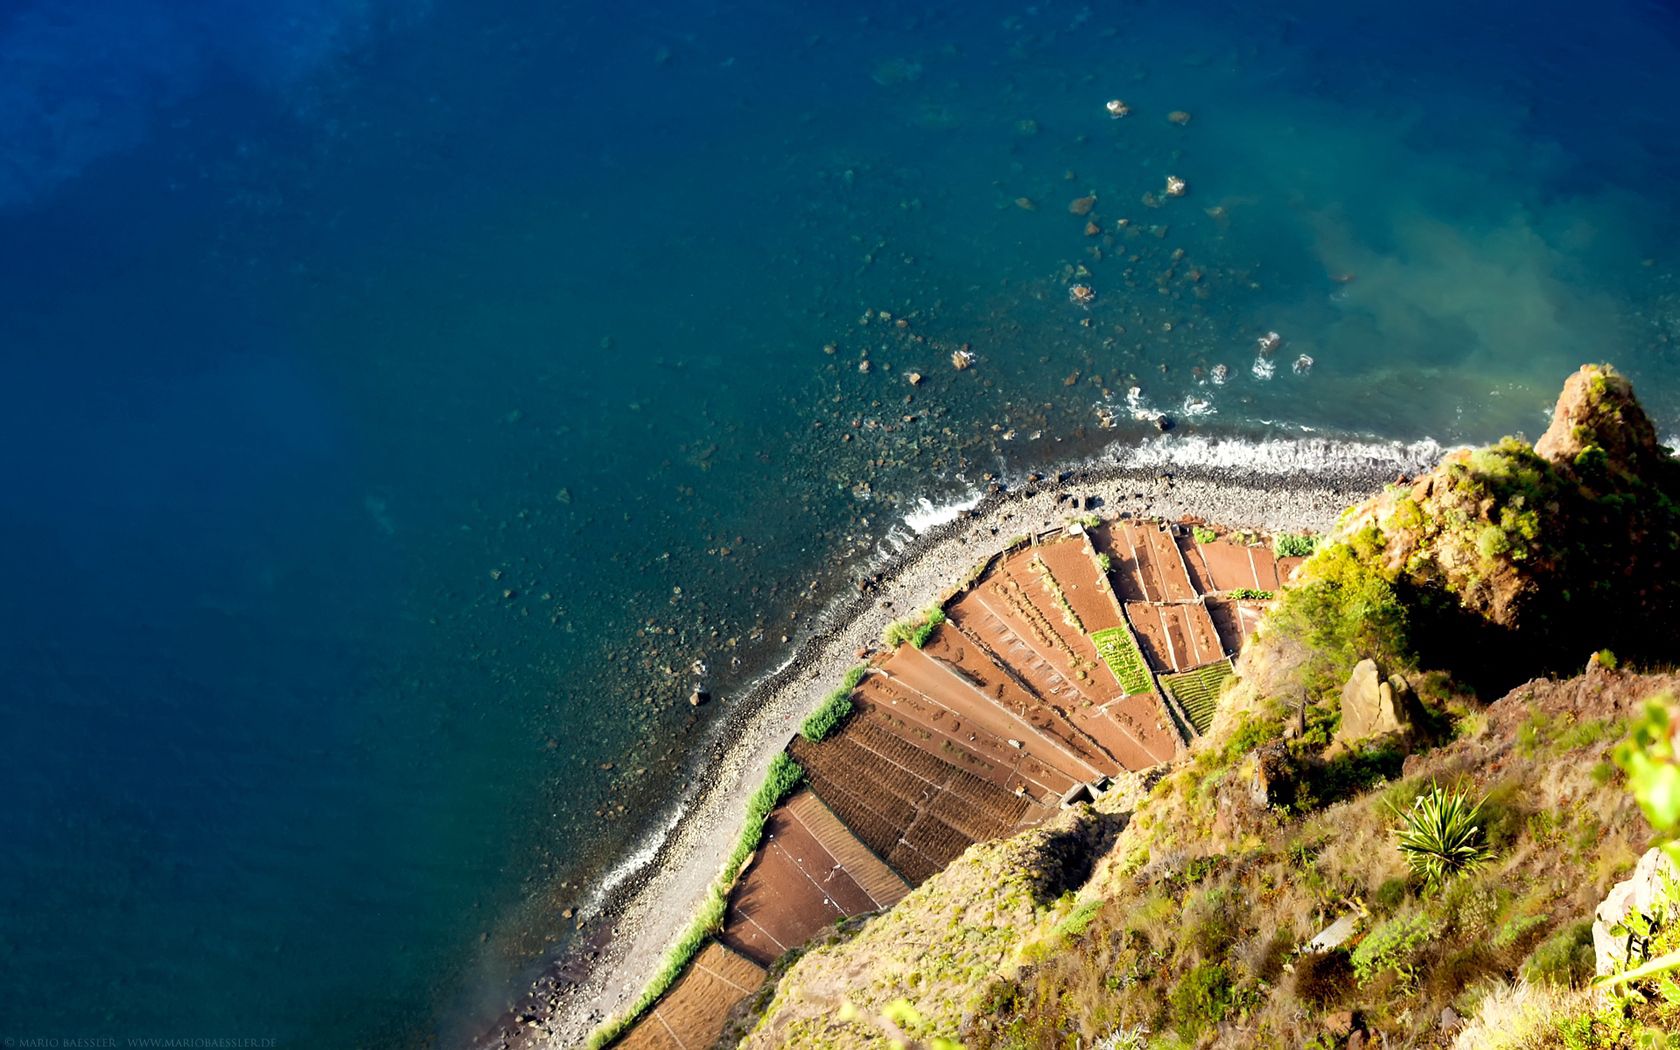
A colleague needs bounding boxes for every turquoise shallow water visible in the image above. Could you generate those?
[1,1,1678,1046]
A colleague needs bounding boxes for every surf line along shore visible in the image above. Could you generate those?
[507,453,1419,1049]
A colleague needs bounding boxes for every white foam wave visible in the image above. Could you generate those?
[1114,432,1453,476]
[1252,355,1275,380]
[578,800,689,921]
[1125,386,1157,420]
[904,491,983,534]
[1181,395,1217,419]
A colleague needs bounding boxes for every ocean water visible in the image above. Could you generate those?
[1,0,1677,1045]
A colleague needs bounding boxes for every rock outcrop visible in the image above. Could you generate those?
[1593,847,1680,976]
[1316,363,1680,684]
[1335,659,1417,746]
[1535,364,1663,473]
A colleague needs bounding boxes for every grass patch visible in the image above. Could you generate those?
[883,604,946,649]
[1092,626,1152,695]
[1194,526,1218,545]
[583,753,804,1049]
[800,665,868,742]
[1052,898,1105,940]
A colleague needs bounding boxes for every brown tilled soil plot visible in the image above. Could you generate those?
[1122,602,1224,673]
[1106,693,1183,760]
[615,942,765,1050]
[1096,521,1198,602]
[1067,694,1178,769]
[854,674,1018,790]
[947,589,1090,714]
[1031,535,1125,632]
[1175,532,1217,595]
[918,626,1116,775]
[789,708,1051,884]
[953,551,1118,709]
[721,790,908,966]
[1197,540,1282,592]
[880,642,1106,789]
[1206,598,1266,654]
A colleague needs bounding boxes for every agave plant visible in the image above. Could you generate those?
[1392,784,1495,889]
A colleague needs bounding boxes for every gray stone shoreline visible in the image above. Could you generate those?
[509,459,1402,1049]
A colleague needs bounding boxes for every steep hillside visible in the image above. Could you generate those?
[732,366,1680,1049]
[1326,364,1680,689]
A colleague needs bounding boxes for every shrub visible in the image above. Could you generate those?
[1274,532,1318,558]
[1194,526,1218,545]
[1266,542,1411,697]
[882,617,918,648]
[910,606,946,648]
[882,604,946,649]
[1168,962,1232,1039]
[1521,918,1596,987]
[1391,785,1495,890]
[1290,950,1352,1008]
[1096,552,1113,572]
[1374,876,1409,911]
[800,665,867,742]
[1351,911,1436,985]
[1227,587,1275,600]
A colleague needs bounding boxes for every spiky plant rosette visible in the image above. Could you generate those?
[1391,784,1495,890]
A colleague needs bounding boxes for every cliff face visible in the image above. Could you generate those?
[1324,364,1680,686]
[729,365,1680,1050]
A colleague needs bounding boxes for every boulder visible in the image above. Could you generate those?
[1593,846,1680,975]
[1336,659,1416,745]
[1308,914,1360,953]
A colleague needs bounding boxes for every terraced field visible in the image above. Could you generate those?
[1197,539,1283,593]
[615,943,765,1050]
[608,519,1294,1050]
[720,789,908,966]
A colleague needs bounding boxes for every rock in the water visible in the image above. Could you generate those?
[1069,194,1097,216]
[1593,846,1680,975]
[1335,659,1416,744]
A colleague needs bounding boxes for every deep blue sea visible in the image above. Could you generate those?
[2,1,1678,1046]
